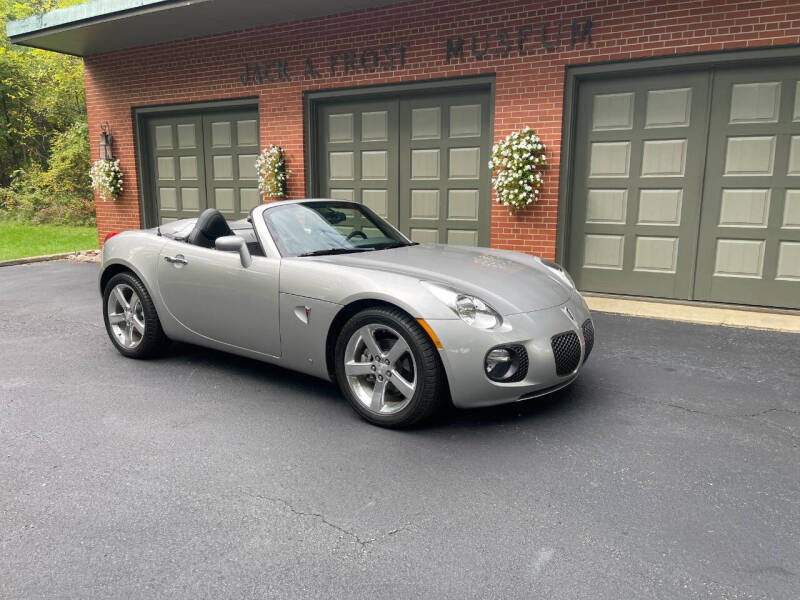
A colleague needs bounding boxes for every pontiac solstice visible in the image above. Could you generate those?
[99,199,594,427]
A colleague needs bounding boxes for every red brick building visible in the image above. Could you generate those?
[8,0,800,309]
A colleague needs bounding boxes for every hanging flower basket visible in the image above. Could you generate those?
[89,159,123,201]
[256,144,290,199]
[489,127,546,211]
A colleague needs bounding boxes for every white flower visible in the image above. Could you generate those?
[90,159,123,201]
[488,127,546,211]
[256,144,290,198]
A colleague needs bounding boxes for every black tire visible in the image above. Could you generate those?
[334,306,446,428]
[102,271,168,359]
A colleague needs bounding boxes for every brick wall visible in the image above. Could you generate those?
[85,0,800,255]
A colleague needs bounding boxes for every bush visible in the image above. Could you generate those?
[0,120,95,225]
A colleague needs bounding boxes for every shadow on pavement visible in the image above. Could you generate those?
[162,340,590,431]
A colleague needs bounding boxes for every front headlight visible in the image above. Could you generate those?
[421,281,502,329]
[539,258,576,288]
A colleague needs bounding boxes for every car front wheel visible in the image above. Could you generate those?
[102,272,167,359]
[334,306,446,428]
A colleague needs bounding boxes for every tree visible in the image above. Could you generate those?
[0,0,92,223]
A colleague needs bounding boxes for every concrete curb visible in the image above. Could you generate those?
[0,250,95,267]
[585,296,800,334]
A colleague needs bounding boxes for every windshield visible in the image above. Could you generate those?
[264,201,413,257]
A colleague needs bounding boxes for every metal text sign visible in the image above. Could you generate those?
[237,16,592,86]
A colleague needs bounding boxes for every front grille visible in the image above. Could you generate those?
[582,319,595,362]
[551,331,581,376]
[507,345,529,383]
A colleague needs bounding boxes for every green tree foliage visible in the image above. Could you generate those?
[1,0,93,224]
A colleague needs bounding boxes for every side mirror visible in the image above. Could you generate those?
[215,235,252,268]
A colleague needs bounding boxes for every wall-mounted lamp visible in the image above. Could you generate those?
[99,122,114,160]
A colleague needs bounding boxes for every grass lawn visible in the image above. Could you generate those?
[0,222,98,261]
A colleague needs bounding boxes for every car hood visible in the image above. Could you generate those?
[314,244,571,315]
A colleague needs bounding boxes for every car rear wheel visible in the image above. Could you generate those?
[103,272,167,359]
[334,307,445,428]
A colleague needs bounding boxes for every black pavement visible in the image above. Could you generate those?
[1,261,798,599]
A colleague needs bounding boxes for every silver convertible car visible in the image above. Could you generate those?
[99,200,594,428]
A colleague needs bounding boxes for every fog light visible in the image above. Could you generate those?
[486,348,511,373]
[485,345,528,382]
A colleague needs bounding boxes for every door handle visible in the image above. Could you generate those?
[164,254,188,266]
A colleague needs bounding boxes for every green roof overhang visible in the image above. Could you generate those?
[6,0,405,56]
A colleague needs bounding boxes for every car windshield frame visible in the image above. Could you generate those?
[263,201,413,258]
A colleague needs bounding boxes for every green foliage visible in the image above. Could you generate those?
[0,121,95,224]
[0,0,93,224]
[45,118,91,195]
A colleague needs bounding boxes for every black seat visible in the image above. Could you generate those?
[187,208,233,248]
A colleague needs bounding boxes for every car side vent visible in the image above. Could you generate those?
[581,319,595,362]
[551,331,581,376]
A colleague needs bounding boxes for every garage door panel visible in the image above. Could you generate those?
[329,152,355,180]
[641,139,687,177]
[694,65,800,309]
[568,72,711,299]
[718,189,771,227]
[410,228,439,244]
[319,100,399,225]
[794,82,800,120]
[724,136,776,176]
[586,189,628,224]
[449,104,482,138]
[361,111,388,142]
[447,229,479,246]
[181,188,200,212]
[399,92,491,246]
[637,189,682,225]
[159,188,177,211]
[157,156,176,180]
[592,92,634,131]
[361,150,388,180]
[155,125,173,149]
[179,156,198,180]
[328,113,354,143]
[236,120,258,146]
[210,121,231,147]
[583,234,624,270]
[783,190,800,227]
[634,236,679,273]
[729,82,782,124]
[201,110,261,221]
[645,88,692,128]
[447,189,480,221]
[411,107,441,140]
[776,242,800,280]
[148,114,209,224]
[240,188,260,213]
[176,123,197,149]
[713,239,766,278]
[448,147,481,179]
[589,142,631,177]
[410,189,439,219]
[237,155,258,180]
[788,136,800,174]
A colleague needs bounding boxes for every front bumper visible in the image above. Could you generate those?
[428,292,592,409]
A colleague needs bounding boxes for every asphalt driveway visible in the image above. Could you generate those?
[1,261,798,599]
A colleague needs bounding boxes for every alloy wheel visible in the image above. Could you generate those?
[106,283,145,349]
[343,324,417,415]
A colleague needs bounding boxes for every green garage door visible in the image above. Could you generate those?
[568,65,800,309]
[317,91,492,246]
[568,72,711,300]
[146,109,260,224]
[694,66,800,307]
